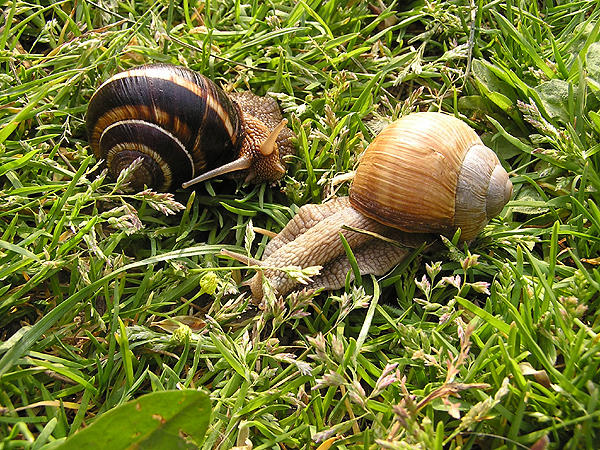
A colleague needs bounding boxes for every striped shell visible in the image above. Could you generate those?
[349,112,512,241]
[86,64,294,192]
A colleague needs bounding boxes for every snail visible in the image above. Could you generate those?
[223,112,513,302]
[86,64,295,192]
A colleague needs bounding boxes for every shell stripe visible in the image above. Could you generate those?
[90,105,193,153]
[190,92,212,172]
[106,143,173,192]
[101,119,195,179]
[101,67,237,143]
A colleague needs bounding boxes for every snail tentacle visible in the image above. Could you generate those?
[259,119,288,156]
[181,156,252,189]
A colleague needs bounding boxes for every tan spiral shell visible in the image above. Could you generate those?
[349,112,512,241]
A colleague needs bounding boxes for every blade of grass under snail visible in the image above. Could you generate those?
[339,232,362,290]
[354,275,380,360]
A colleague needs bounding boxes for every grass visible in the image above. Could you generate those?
[1,0,600,448]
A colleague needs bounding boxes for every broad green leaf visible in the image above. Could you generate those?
[471,60,517,112]
[586,42,600,90]
[534,79,571,122]
[57,390,210,449]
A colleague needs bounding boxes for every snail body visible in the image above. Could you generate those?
[224,112,513,301]
[86,64,294,192]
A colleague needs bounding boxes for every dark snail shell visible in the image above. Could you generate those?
[86,64,292,192]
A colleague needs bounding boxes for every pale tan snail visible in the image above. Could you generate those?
[86,64,295,192]
[224,112,513,301]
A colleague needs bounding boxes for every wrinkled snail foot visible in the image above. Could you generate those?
[224,197,429,303]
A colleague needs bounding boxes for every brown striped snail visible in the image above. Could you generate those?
[86,64,295,192]
[223,112,513,301]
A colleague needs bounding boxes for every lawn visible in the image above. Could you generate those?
[1,0,599,448]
